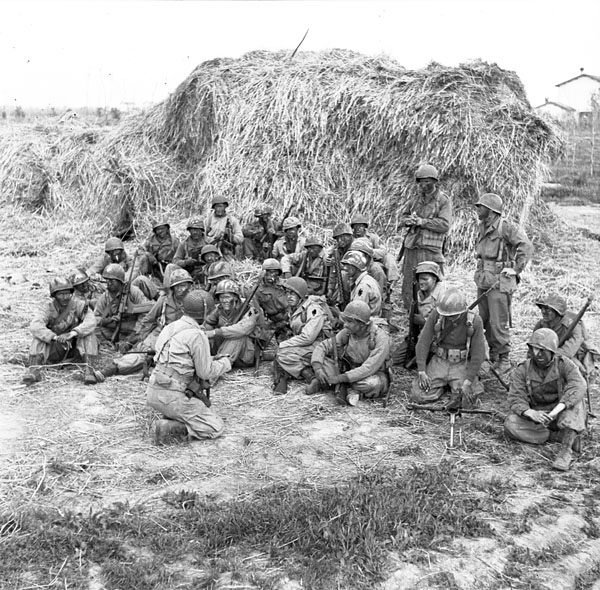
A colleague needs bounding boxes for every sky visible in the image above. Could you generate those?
[1,0,599,111]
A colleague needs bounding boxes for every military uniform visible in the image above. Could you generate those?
[272,235,305,260]
[350,271,382,317]
[137,232,181,280]
[255,279,289,338]
[94,285,151,343]
[171,236,208,283]
[147,316,231,440]
[325,244,352,308]
[242,217,277,261]
[205,212,244,258]
[281,251,326,280]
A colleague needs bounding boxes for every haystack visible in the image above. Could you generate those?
[0,49,563,254]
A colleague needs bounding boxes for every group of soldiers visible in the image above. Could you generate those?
[23,164,597,472]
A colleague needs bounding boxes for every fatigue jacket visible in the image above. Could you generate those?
[281,251,326,279]
[256,281,288,323]
[312,322,390,382]
[508,356,586,415]
[140,232,180,264]
[204,302,258,338]
[350,272,382,317]
[272,235,306,260]
[325,244,352,305]
[205,213,244,246]
[417,282,444,323]
[242,218,276,242]
[173,236,208,276]
[402,188,451,254]
[87,252,134,279]
[137,293,185,342]
[533,313,586,361]
[279,296,330,350]
[31,298,96,342]
[95,286,150,322]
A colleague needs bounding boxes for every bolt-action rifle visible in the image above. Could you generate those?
[404,269,419,369]
[232,273,264,324]
[333,248,350,311]
[110,250,139,345]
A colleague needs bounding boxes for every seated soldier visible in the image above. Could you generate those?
[205,260,235,298]
[273,277,332,395]
[325,223,354,310]
[147,291,232,445]
[340,250,382,317]
[204,279,260,368]
[94,264,153,346]
[169,217,208,285]
[242,205,277,261]
[306,275,327,297]
[254,258,289,340]
[205,196,244,260]
[70,270,101,311]
[272,216,305,260]
[410,287,485,405]
[281,235,326,287]
[393,261,444,366]
[504,328,587,472]
[23,276,100,386]
[136,219,180,285]
[349,238,387,297]
[311,300,391,406]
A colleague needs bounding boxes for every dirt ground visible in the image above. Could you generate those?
[1,204,600,589]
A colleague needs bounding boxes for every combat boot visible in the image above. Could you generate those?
[494,354,511,375]
[300,367,315,383]
[305,379,321,396]
[153,419,188,445]
[552,428,577,471]
[346,389,360,407]
[22,355,43,385]
[99,363,119,379]
[272,360,288,395]
[83,355,102,385]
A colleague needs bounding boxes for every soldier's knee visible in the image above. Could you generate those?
[504,413,549,444]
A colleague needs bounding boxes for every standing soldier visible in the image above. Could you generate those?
[254,259,289,340]
[170,217,208,285]
[340,251,382,317]
[136,219,181,285]
[281,236,326,282]
[311,301,391,406]
[23,276,100,386]
[242,205,277,261]
[325,223,354,311]
[272,216,305,260]
[474,193,533,374]
[205,195,244,260]
[147,291,232,445]
[399,164,451,310]
[504,329,587,472]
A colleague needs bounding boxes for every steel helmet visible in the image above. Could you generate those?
[535,294,567,316]
[415,164,439,181]
[186,217,205,231]
[102,263,126,283]
[475,193,503,214]
[200,245,221,260]
[415,261,442,280]
[207,261,234,281]
[254,205,273,217]
[284,277,308,300]
[350,238,374,258]
[341,251,368,272]
[350,213,369,227]
[169,269,193,288]
[527,328,559,353]
[304,235,324,248]
[151,218,170,231]
[340,300,371,324]
[211,195,229,207]
[262,258,282,272]
[332,223,353,238]
[49,276,74,296]
[437,287,467,316]
[104,237,125,252]
[183,291,206,319]
[214,279,241,298]
[282,216,301,231]
[69,270,90,287]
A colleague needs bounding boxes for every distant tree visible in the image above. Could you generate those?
[110,107,121,122]
[13,106,25,119]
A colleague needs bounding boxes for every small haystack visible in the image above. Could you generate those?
[0,49,562,252]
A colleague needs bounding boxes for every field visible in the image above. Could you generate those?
[1,201,600,590]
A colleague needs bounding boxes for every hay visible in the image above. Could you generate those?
[0,50,563,255]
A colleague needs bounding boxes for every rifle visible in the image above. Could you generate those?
[232,274,263,324]
[333,248,350,311]
[294,252,308,278]
[404,269,419,369]
[331,331,346,403]
[110,250,139,345]
[396,227,412,263]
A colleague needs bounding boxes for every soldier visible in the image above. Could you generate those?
[399,164,451,311]
[504,328,587,472]
[272,216,305,260]
[311,300,391,406]
[340,251,382,317]
[200,244,222,267]
[23,276,100,386]
[273,277,332,395]
[204,279,260,368]
[281,235,326,284]
[254,258,289,340]
[349,238,387,296]
[94,264,152,345]
[136,219,181,284]
[69,270,100,311]
[242,205,277,261]
[147,291,232,445]
[325,223,354,310]
[170,217,208,284]
[205,195,244,259]
[474,193,533,374]
[410,287,485,405]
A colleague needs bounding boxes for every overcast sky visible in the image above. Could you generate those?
[1,0,598,110]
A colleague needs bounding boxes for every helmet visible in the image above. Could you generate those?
[304,235,324,248]
[186,217,205,231]
[169,269,193,288]
[104,237,124,252]
[49,276,73,296]
[350,238,374,258]
[475,193,503,214]
[200,245,220,260]
[282,216,301,231]
[535,294,567,316]
[332,223,353,238]
[254,205,273,217]
[284,277,308,300]
[69,270,90,287]
[151,218,170,231]
[215,279,241,298]
[350,213,369,227]
[527,328,558,353]
[437,287,467,316]
[183,291,206,319]
[341,300,371,324]
[211,195,229,207]
[262,258,282,272]
[207,261,234,281]
[341,251,367,272]
[102,263,126,283]
[415,261,442,280]
[415,164,439,181]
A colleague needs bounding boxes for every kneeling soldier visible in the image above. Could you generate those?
[147,291,232,444]
[311,300,391,406]
[504,328,587,472]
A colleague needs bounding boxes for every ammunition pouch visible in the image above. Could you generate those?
[433,347,467,364]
